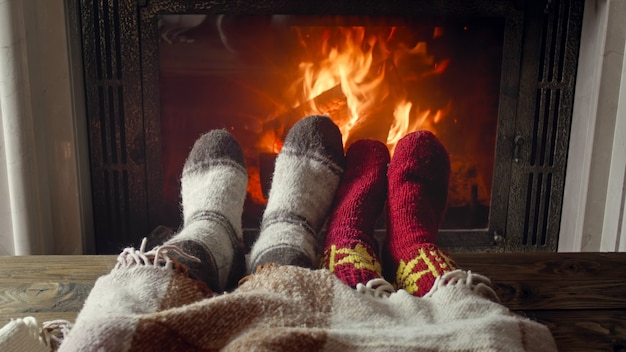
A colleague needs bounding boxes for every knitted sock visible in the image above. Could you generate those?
[322,139,389,288]
[383,130,458,296]
[164,129,248,292]
[248,115,345,271]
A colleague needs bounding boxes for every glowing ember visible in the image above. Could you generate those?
[246,166,266,204]
[257,129,283,154]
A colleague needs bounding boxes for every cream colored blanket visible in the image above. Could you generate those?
[1,249,557,351]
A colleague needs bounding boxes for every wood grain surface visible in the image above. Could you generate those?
[0,255,115,324]
[0,253,624,351]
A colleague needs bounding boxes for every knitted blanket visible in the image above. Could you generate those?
[43,249,557,352]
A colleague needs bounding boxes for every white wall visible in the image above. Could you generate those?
[0,0,92,254]
[0,95,15,255]
[559,0,626,252]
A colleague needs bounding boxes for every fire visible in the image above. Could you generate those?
[246,166,266,204]
[254,25,451,201]
[277,26,450,153]
[257,129,283,154]
[387,100,452,154]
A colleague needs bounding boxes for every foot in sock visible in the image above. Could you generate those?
[164,129,248,292]
[322,139,389,288]
[383,130,458,296]
[248,115,345,271]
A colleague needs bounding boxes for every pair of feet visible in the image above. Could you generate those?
[322,123,457,297]
[165,115,456,297]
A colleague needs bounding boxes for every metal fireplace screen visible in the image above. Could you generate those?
[75,0,583,254]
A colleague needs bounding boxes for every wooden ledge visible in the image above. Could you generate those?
[0,252,624,351]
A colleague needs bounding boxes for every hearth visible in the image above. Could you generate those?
[76,0,584,254]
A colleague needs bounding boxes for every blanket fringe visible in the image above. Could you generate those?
[41,320,73,350]
[356,278,395,298]
[424,269,500,302]
[114,238,201,277]
[13,316,42,343]
[20,316,39,339]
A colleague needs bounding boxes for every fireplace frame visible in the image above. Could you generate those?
[76,0,584,254]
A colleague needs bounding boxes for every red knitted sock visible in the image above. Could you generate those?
[322,139,390,288]
[384,130,458,296]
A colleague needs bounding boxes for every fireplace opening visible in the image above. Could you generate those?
[158,15,504,232]
[77,0,584,254]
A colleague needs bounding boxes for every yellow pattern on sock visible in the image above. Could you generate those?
[396,247,457,295]
[323,243,382,275]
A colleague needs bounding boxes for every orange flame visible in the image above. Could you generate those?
[257,129,284,154]
[277,26,451,154]
[256,26,451,165]
[246,166,266,204]
[249,25,453,205]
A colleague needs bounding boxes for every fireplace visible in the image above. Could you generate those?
[77,0,584,254]
[159,17,503,232]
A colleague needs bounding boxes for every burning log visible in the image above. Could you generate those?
[265,58,404,144]
[263,84,347,137]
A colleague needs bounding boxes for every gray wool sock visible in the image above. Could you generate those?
[164,129,248,292]
[248,115,345,271]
